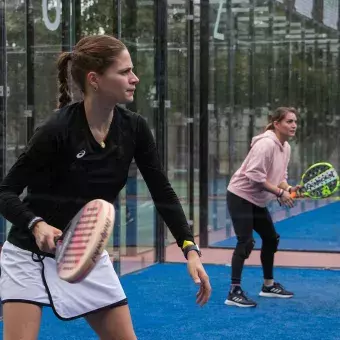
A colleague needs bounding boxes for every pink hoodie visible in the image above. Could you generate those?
[227,130,291,207]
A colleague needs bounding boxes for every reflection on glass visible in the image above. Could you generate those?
[208,0,340,253]
[121,0,156,273]
[6,3,27,173]
[166,1,190,245]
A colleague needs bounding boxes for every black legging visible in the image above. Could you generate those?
[227,190,280,285]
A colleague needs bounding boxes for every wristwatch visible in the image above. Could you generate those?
[182,240,202,260]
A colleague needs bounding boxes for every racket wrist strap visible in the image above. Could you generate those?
[28,217,44,231]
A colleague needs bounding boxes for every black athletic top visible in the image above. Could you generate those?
[0,101,194,257]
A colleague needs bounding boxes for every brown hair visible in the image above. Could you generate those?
[265,107,297,131]
[56,35,127,109]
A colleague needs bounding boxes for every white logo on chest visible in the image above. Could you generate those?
[76,150,86,159]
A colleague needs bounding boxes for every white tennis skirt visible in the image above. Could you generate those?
[0,241,127,320]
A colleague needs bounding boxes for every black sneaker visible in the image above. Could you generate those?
[225,286,257,308]
[259,282,294,298]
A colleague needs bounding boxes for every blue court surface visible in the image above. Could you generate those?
[1,263,339,339]
[212,201,340,252]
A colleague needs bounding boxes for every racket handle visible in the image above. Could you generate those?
[290,186,305,198]
[54,220,70,245]
[54,236,62,245]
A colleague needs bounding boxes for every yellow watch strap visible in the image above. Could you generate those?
[182,240,194,249]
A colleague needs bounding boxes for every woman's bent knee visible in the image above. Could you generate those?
[234,238,255,259]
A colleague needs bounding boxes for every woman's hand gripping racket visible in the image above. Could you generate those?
[54,199,115,283]
[290,162,340,199]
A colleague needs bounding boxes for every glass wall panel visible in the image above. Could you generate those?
[2,1,340,279]
[4,0,73,237]
[208,0,230,244]
[78,0,158,274]
[207,0,340,255]
[120,0,157,272]
[165,0,190,247]
[2,0,158,274]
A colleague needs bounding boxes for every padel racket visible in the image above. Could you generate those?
[55,199,115,283]
[291,162,340,199]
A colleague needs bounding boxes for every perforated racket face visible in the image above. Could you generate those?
[301,163,340,198]
[55,199,114,283]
